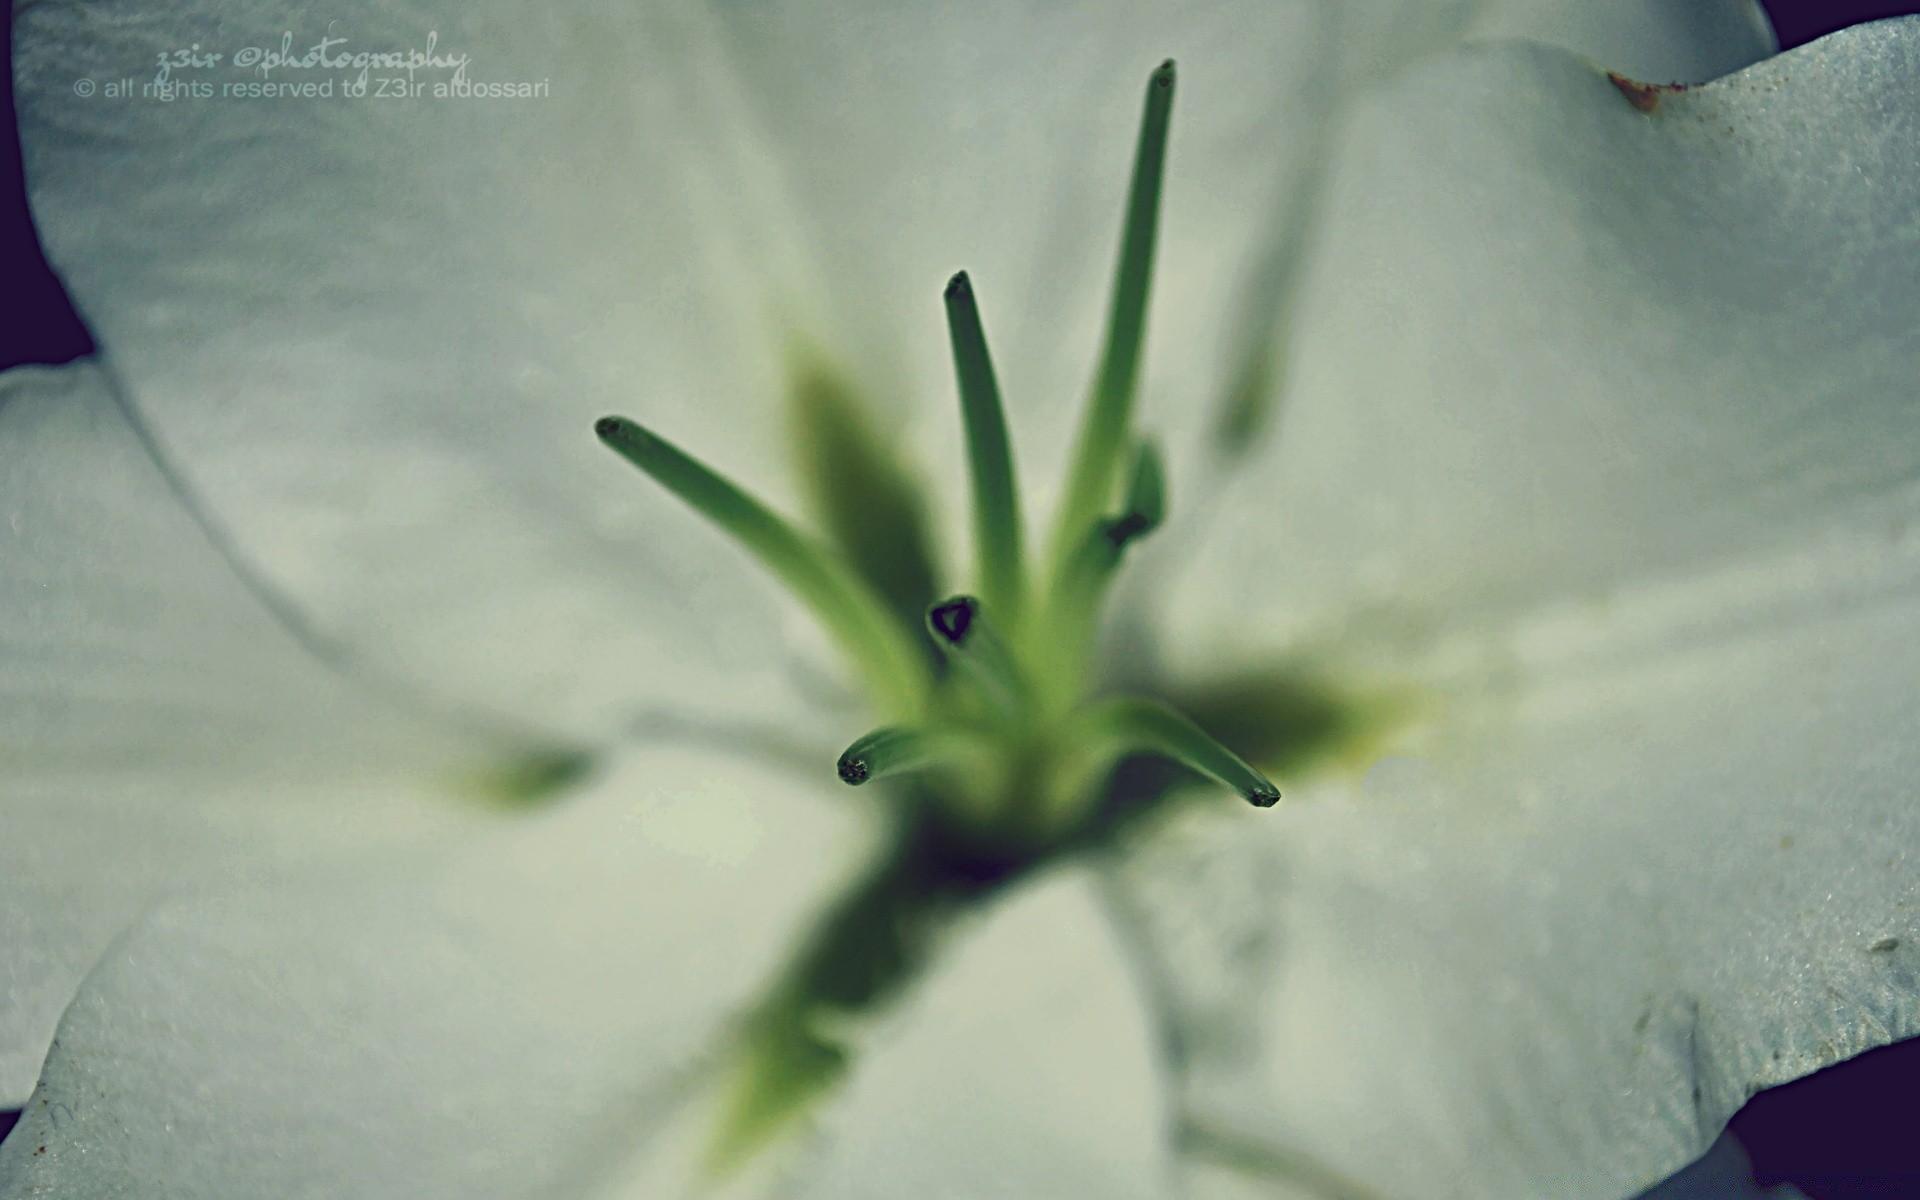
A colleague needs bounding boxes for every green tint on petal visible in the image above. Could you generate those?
[707,1012,849,1177]
[1168,669,1413,780]
[709,822,981,1172]
[788,359,943,641]
[1210,333,1283,459]
[449,748,595,809]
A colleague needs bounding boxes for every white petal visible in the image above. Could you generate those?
[1125,26,1920,1195]
[1171,21,1920,667]
[0,745,871,1198]
[1126,539,1920,1196]
[0,361,504,1105]
[13,2,859,738]
[1468,0,1773,83]
[787,869,1169,1200]
[14,1,1765,735]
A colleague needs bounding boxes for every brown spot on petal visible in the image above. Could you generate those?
[1607,71,1688,114]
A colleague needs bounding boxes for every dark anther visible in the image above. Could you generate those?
[1103,512,1153,549]
[945,270,972,300]
[1247,784,1282,808]
[928,596,977,644]
[594,416,624,440]
[838,756,871,785]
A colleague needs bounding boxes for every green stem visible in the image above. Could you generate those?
[1041,443,1166,695]
[1072,695,1280,806]
[944,272,1026,624]
[1049,59,1176,570]
[596,416,928,717]
[837,725,981,786]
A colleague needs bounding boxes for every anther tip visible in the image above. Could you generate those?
[837,756,871,786]
[945,270,972,299]
[1153,59,1176,86]
[593,415,627,442]
[1246,784,1281,808]
[927,595,979,644]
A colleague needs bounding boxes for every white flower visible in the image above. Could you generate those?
[4,1,1918,1197]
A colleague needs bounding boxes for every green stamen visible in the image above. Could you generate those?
[1075,695,1281,806]
[925,595,1027,720]
[1051,58,1176,565]
[944,272,1027,623]
[596,416,927,718]
[1108,440,1166,543]
[837,725,978,786]
[1043,443,1167,690]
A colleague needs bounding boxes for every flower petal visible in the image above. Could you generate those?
[0,361,505,1105]
[0,744,870,1197]
[12,2,864,738]
[1171,20,1920,663]
[1129,22,1920,1195]
[785,869,1170,1200]
[1126,538,1920,1195]
[14,0,1768,734]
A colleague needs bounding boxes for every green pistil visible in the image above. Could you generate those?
[595,416,928,720]
[1050,58,1176,565]
[944,272,1027,623]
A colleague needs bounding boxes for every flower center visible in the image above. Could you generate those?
[596,60,1271,842]
[593,59,1385,1173]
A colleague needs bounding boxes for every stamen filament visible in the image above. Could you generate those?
[1050,58,1176,567]
[596,416,928,717]
[837,725,978,786]
[926,595,1026,720]
[944,272,1026,623]
[1043,443,1166,689]
[1074,695,1280,806]
[1109,439,1167,544]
